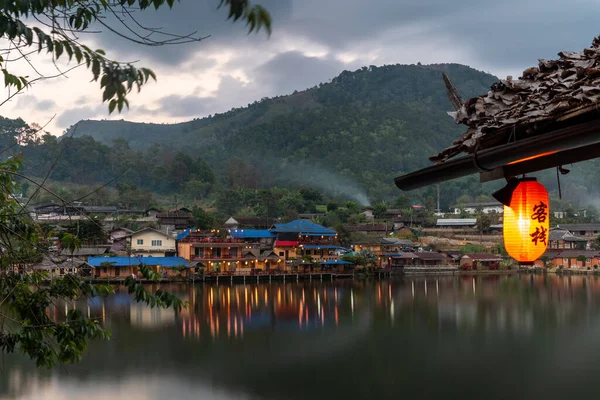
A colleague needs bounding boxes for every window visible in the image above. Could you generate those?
[563,258,568,264]
[152,239,162,247]
[279,252,284,257]
[137,239,143,245]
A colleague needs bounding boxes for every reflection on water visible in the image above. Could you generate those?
[4,274,600,399]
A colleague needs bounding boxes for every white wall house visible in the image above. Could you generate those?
[453,201,504,215]
[130,228,176,257]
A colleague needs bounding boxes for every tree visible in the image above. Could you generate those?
[191,206,215,230]
[0,0,271,111]
[373,202,387,219]
[0,0,271,368]
[576,255,587,268]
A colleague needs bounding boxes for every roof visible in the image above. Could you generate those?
[352,237,415,246]
[300,245,347,250]
[543,250,600,259]
[87,256,189,267]
[320,260,353,265]
[414,252,446,260]
[224,216,271,227]
[457,201,502,208]
[462,253,503,261]
[176,228,193,241]
[384,253,419,259]
[549,228,587,242]
[83,206,118,213]
[436,218,477,226]
[432,36,600,163]
[131,227,175,239]
[272,220,336,236]
[556,224,600,232]
[345,224,390,232]
[63,246,110,256]
[230,229,276,239]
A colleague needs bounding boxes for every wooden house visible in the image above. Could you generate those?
[87,256,190,279]
[130,228,176,257]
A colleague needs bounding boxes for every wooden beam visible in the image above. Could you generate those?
[480,142,600,182]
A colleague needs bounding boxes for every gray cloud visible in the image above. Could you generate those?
[15,95,57,112]
[57,106,103,129]
[254,51,344,94]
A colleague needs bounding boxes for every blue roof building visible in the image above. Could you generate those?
[230,229,276,239]
[271,220,337,237]
[88,256,189,268]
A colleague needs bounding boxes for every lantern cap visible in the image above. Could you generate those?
[492,177,539,207]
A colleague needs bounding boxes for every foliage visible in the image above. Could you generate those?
[459,243,489,254]
[0,0,270,112]
[191,206,215,230]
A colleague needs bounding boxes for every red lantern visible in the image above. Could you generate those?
[503,178,549,264]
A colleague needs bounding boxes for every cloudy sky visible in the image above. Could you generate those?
[2,0,598,135]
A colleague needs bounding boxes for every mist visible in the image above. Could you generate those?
[259,158,371,206]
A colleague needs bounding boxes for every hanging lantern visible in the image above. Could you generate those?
[502,178,549,264]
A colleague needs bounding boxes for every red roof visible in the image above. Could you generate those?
[275,240,298,247]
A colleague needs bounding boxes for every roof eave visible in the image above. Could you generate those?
[395,119,600,191]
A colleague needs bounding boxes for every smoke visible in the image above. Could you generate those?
[265,159,371,206]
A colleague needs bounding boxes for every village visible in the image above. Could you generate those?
[26,199,600,282]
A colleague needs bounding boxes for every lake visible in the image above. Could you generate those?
[2,274,600,399]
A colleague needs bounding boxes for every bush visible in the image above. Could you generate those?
[594,265,598,270]
[558,265,564,270]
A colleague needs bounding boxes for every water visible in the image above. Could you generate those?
[2,274,600,399]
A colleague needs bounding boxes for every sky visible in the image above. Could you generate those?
[2,0,599,135]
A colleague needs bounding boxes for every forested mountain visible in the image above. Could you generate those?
[8,62,600,213]
[58,63,498,202]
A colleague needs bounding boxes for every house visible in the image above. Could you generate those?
[352,237,415,267]
[146,207,162,218]
[130,228,176,257]
[361,209,374,220]
[108,227,134,253]
[229,229,276,250]
[88,256,190,279]
[556,224,600,238]
[535,250,600,269]
[439,250,463,264]
[156,207,194,229]
[177,229,284,273]
[82,206,118,216]
[31,256,93,278]
[384,209,402,219]
[58,246,111,258]
[460,253,503,268]
[271,219,338,263]
[223,216,272,230]
[436,218,477,228]
[549,228,588,249]
[453,201,503,215]
[385,251,446,268]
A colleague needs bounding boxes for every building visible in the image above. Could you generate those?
[460,253,503,268]
[108,227,134,253]
[436,218,477,228]
[345,223,396,234]
[130,228,177,257]
[88,256,190,279]
[223,216,272,230]
[270,219,348,269]
[549,228,588,249]
[229,229,276,250]
[556,224,600,238]
[453,201,503,215]
[156,207,194,230]
[385,251,446,268]
[177,230,283,273]
[352,237,415,267]
[536,250,600,268]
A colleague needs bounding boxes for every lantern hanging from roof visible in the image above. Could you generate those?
[502,178,549,264]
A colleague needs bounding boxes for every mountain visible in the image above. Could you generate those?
[62,63,498,201]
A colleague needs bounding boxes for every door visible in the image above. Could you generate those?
[115,267,120,277]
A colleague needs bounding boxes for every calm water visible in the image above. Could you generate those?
[3,274,600,399]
